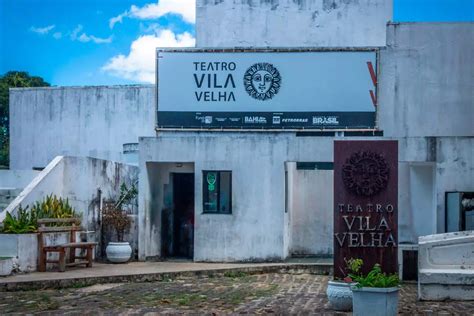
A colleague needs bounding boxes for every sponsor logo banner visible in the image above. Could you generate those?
[159,111,375,129]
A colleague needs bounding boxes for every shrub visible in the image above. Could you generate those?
[1,205,37,233]
[31,194,79,220]
[350,262,399,288]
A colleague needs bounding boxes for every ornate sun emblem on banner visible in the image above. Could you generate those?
[342,151,390,197]
[243,63,281,101]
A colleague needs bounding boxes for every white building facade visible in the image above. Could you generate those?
[7,1,473,262]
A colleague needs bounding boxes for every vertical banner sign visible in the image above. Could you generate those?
[333,140,398,278]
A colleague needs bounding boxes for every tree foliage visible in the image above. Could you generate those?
[0,71,50,167]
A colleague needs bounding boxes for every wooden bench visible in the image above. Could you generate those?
[37,218,97,272]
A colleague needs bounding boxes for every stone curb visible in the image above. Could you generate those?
[0,264,332,291]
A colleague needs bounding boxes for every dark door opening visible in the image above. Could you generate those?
[163,173,194,259]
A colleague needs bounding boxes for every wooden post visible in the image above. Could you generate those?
[58,249,66,272]
[86,247,93,267]
[38,231,46,272]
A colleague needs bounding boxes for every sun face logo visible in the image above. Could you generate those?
[243,63,281,101]
[342,151,390,197]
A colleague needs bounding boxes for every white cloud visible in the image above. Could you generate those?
[70,25,83,40]
[109,0,195,29]
[102,29,195,83]
[53,32,62,39]
[109,13,126,29]
[70,24,112,44]
[30,25,55,35]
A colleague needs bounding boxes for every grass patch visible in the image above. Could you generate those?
[223,270,248,278]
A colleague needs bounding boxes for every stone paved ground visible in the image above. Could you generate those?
[1,273,473,315]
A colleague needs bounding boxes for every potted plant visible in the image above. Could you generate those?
[349,261,400,316]
[102,183,136,263]
[102,202,132,263]
[0,195,82,272]
[326,257,361,311]
[0,205,38,273]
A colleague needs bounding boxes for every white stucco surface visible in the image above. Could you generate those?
[138,132,451,261]
[0,170,40,189]
[418,231,474,300]
[0,234,38,272]
[196,0,392,47]
[378,23,474,137]
[9,85,155,170]
[289,168,334,256]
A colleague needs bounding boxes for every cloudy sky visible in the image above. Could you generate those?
[0,0,472,86]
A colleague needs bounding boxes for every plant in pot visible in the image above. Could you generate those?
[0,205,37,275]
[349,261,400,316]
[326,257,362,311]
[102,183,136,263]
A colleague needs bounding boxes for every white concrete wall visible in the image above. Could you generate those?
[9,85,155,170]
[398,162,437,244]
[0,156,139,257]
[139,133,440,261]
[139,132,472,260]
[140,133,301,261]
[418,231,474,300]
[196,0,392,47]
[435,137,474,233]
[290,169,333,256]
[378,23,474,137]
[0,170,40,188]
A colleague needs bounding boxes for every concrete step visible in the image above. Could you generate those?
[0,261,333,291]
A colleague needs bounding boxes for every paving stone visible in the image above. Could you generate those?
[0,273,473,315]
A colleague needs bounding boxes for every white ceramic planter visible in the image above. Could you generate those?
[106,242,132,263]
[351,286,399,316]
[0,257,14,276]
[326,280,355,311]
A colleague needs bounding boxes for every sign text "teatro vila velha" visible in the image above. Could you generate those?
[333,140,398,278]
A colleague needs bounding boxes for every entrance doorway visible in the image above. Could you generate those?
[167,173,194,259]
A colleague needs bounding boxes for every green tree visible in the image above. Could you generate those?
[0,71,50,167]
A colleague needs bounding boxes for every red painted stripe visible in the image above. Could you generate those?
[370,90,377,108]
[367,61,377,87]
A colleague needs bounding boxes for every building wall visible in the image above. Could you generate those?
[0,170,40,189]
[289,168,334,256]
[378,22,474,238]
[378,23,474,137]
[196,0,392,47]
[9,85,155,170]
[138,133,449,260]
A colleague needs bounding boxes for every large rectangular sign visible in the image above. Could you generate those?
[333,140,398,278]
[157,49,377,129]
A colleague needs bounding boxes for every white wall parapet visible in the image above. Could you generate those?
[418,231,474,300]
